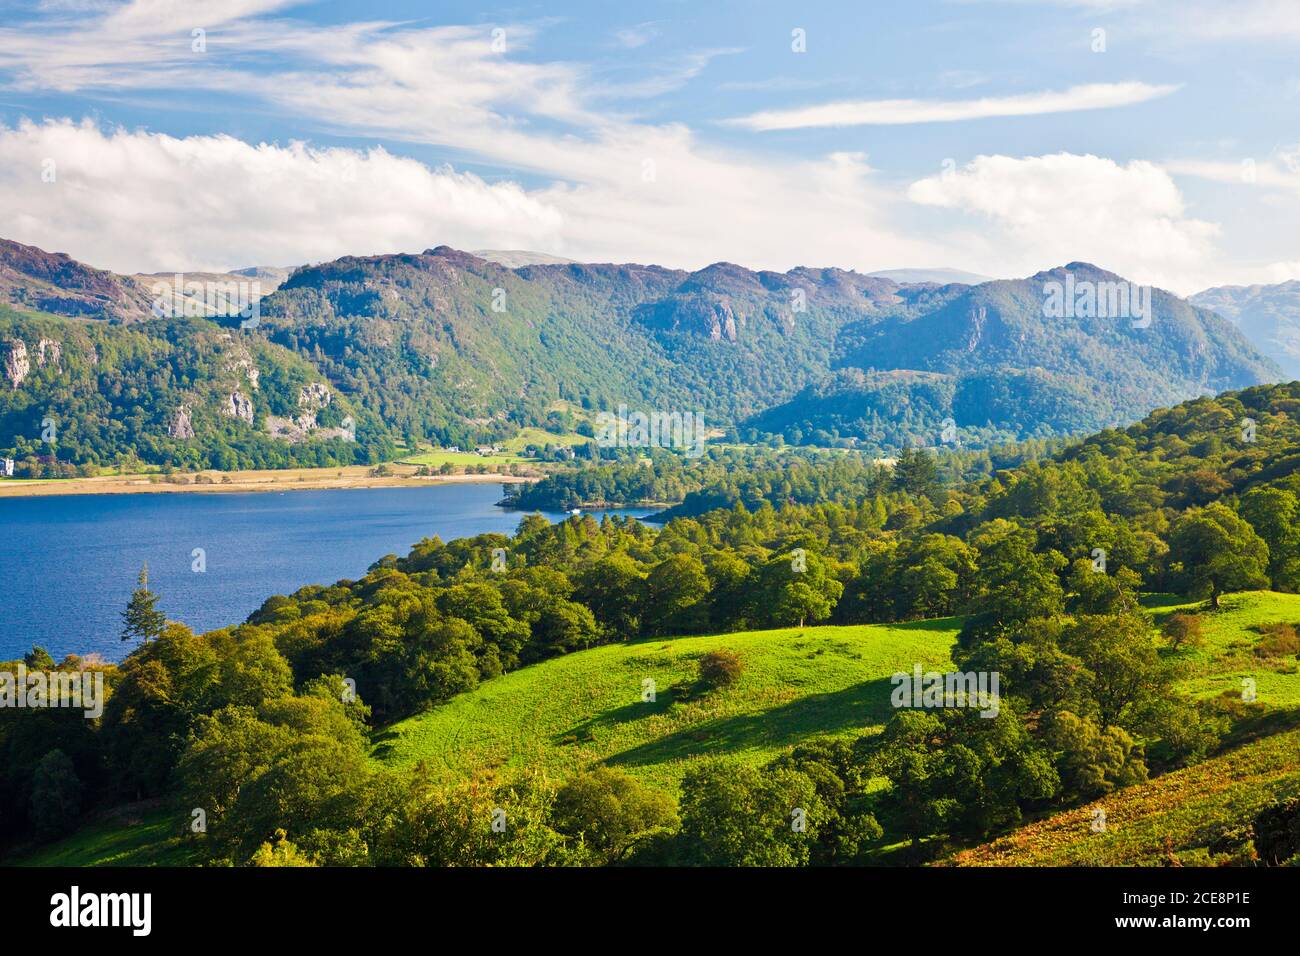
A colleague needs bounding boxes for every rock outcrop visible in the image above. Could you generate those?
[36,338,61,367]
[168,404,195,439]
[4,339,29,388]
[224,391,254,423]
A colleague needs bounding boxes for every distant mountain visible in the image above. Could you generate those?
[867,267,994,285]
[259,247,925,443]
[131,269,290,316]
[0,241,380,472]
[472,250,577,268]
[0,238,153,322]
[0,239,1283,469]
[1191,280,1300,380]
[232,265,297,287]
[753,263,1280,448]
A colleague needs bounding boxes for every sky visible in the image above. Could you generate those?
[0,0,1298,294]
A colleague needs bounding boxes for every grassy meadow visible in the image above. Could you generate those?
[12,592,1300,866]
[373,619,960,792]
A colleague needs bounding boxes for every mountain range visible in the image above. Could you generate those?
[1192,280,1300,381]
[0,236,1286,469]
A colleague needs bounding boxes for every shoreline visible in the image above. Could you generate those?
[0,465,534,499]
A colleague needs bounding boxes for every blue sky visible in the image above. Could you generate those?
[0,0,1297,293]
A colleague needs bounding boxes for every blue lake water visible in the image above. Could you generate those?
[0,483,645,662]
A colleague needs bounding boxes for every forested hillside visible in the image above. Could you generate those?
[5,382,1300,867]
[0,306,391,474]
[1193,279,1300,380]
[0,240,1283,473]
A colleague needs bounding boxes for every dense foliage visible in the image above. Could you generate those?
[2,247,1279,471]
[0,308,393,472]
[4,382,1300,865]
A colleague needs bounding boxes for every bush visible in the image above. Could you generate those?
[1255,623,1300,659]
[1163,612,1204,650]
[1253,797,1300,865]
[698,649,744,690]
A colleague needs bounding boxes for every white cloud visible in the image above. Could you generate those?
[1263,262,1300,283]
[0,4,942,276]
[1150,0,1300,41]
[724,82,1179,131]
[613,23,660,49]
[908,152,1220,293]
[0,118,565,273]
[0,117,941,277]
[1168,151,1300,197]
[0,0,1282,291]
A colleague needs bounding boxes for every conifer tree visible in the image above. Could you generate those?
[121,562,167,644]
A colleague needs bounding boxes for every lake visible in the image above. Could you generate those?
[0,483,647,662]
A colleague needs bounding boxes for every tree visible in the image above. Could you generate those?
[891,535,977,620]
[436,583,530,668]
[23,646,55,670]
[642,554,711,636]
[1042,710,1147,799]
[1066,559,1142,615]
[752,551,843,629]
[1162,612,1204,650]
[766,740,882,864]
[892,447,941,501]
[121,563,167,644]
[858,705,1057,851]
[249,830,319,867]
[1062,612,1162,728]
[1239,488,1300,592]
[677,760,824,866]
[551,767,677,863]
[1167,504,1270,608]
[1252,797,1300,866]
[573,555,645,640]
[960,523,1065,646]
[29,749,83,838]
[531,600,599,658]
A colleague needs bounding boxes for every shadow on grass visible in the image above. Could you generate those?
[888,616,964,635]
[603,676,898,768]
[370,728,402,760]
[556,689,684,744]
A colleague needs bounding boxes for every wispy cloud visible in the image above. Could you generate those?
[724,81,1180,131]
[1168,149,1300,197]
[613,22,660,49]
[593,47,743,100]
[0,0,1282,289]
[0,4,938,274]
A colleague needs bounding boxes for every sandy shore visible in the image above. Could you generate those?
[0,464,534,498]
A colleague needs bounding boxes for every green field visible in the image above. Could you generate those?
[1148,591,1300,709]
[373,619,960,791]
[499,427,590,453]
[398,449,519,467]
[12,592,1300,866]
[397,428,591,469]
[374,593,1300,795]
[6,809,198,868]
